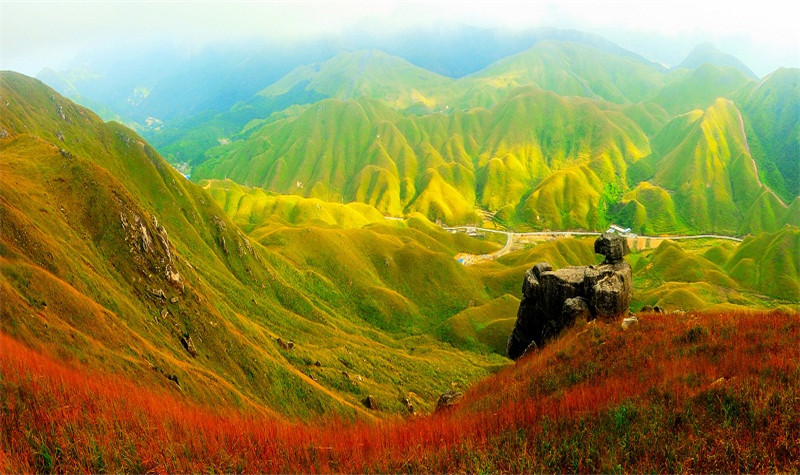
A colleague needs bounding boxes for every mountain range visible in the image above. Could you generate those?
[168,45,798,235]
[1,26,799,471]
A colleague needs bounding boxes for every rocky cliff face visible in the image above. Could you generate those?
[506,234,632,360]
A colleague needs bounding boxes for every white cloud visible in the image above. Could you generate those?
[2,0,798,76]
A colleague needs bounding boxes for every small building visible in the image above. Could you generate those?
[606,224,632,235]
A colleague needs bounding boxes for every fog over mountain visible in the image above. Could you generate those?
[3,0,798,78]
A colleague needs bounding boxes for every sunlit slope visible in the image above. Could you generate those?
[258,42,668,113]
[620,99,795,235]
[724,225,800,301]
[203,179,387,230]
[0,72,519,418]
[194,88,650,228]
[151,41,667,165]
[148,50,459,164]
[630,230,800,310]
[0,72,343,418]
[738,67,800,202]
[151,43,799,236]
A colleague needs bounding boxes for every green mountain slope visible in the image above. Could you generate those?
[724,225,800,301]
[146,41,668,165]
[468,40,667,104]
[260,50,456,111]
[737,68,800,202]
[651,64,753,115]
[1,72,525,418]
[676,42,758,79]
[624,98,794,235]
[193,88,651,228]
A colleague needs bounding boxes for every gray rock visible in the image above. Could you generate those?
[562,297,591,322]
[401,396,415,414]
[276,338,294,350]
[435,389,463,412]
[594,233,630,263]
[621,316,638,330]
[180,334,198,357]
[585,262,632,318]
[507,234,633,360]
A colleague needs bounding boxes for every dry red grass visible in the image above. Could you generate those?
[2,309,798,473]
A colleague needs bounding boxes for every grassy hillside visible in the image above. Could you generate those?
[625,99,795,235]
[650,64,754,115]
[259,50,456,111]
[203,179,387,230]
[147,41,668,165]
[631,233,800,310]
[468,40,666,104]
[131,42,799,238]
[677,42,758,79]
[193,90,796,235]
[185,56,797,235]
[1,72,525,420]
[738,68,800,202]
[193,88,651,229]
[3,309,797,472]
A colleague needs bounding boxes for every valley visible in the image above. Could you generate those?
[1,16,798,473]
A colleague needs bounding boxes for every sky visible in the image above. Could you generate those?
[2,0,799,77]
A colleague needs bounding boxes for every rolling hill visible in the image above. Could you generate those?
[0,72,524,420]
[192,87,652,227]
[131,39,793,236]
[5,23,799,474]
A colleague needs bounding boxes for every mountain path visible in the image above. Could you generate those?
[440,225,744,265]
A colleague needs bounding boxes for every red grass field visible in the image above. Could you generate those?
[2,309,798,473]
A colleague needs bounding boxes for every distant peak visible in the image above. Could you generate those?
[677,43,757,79]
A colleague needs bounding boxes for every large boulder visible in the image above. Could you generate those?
[594,233,630,263]
[507,233,632,360]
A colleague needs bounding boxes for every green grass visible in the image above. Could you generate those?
[138,46,798,237]
[0,72,512,420]
[1,68,796,428]
[193,87,651,230]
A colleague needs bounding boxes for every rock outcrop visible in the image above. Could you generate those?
[435,388,463,412]
[506,233,632,360]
